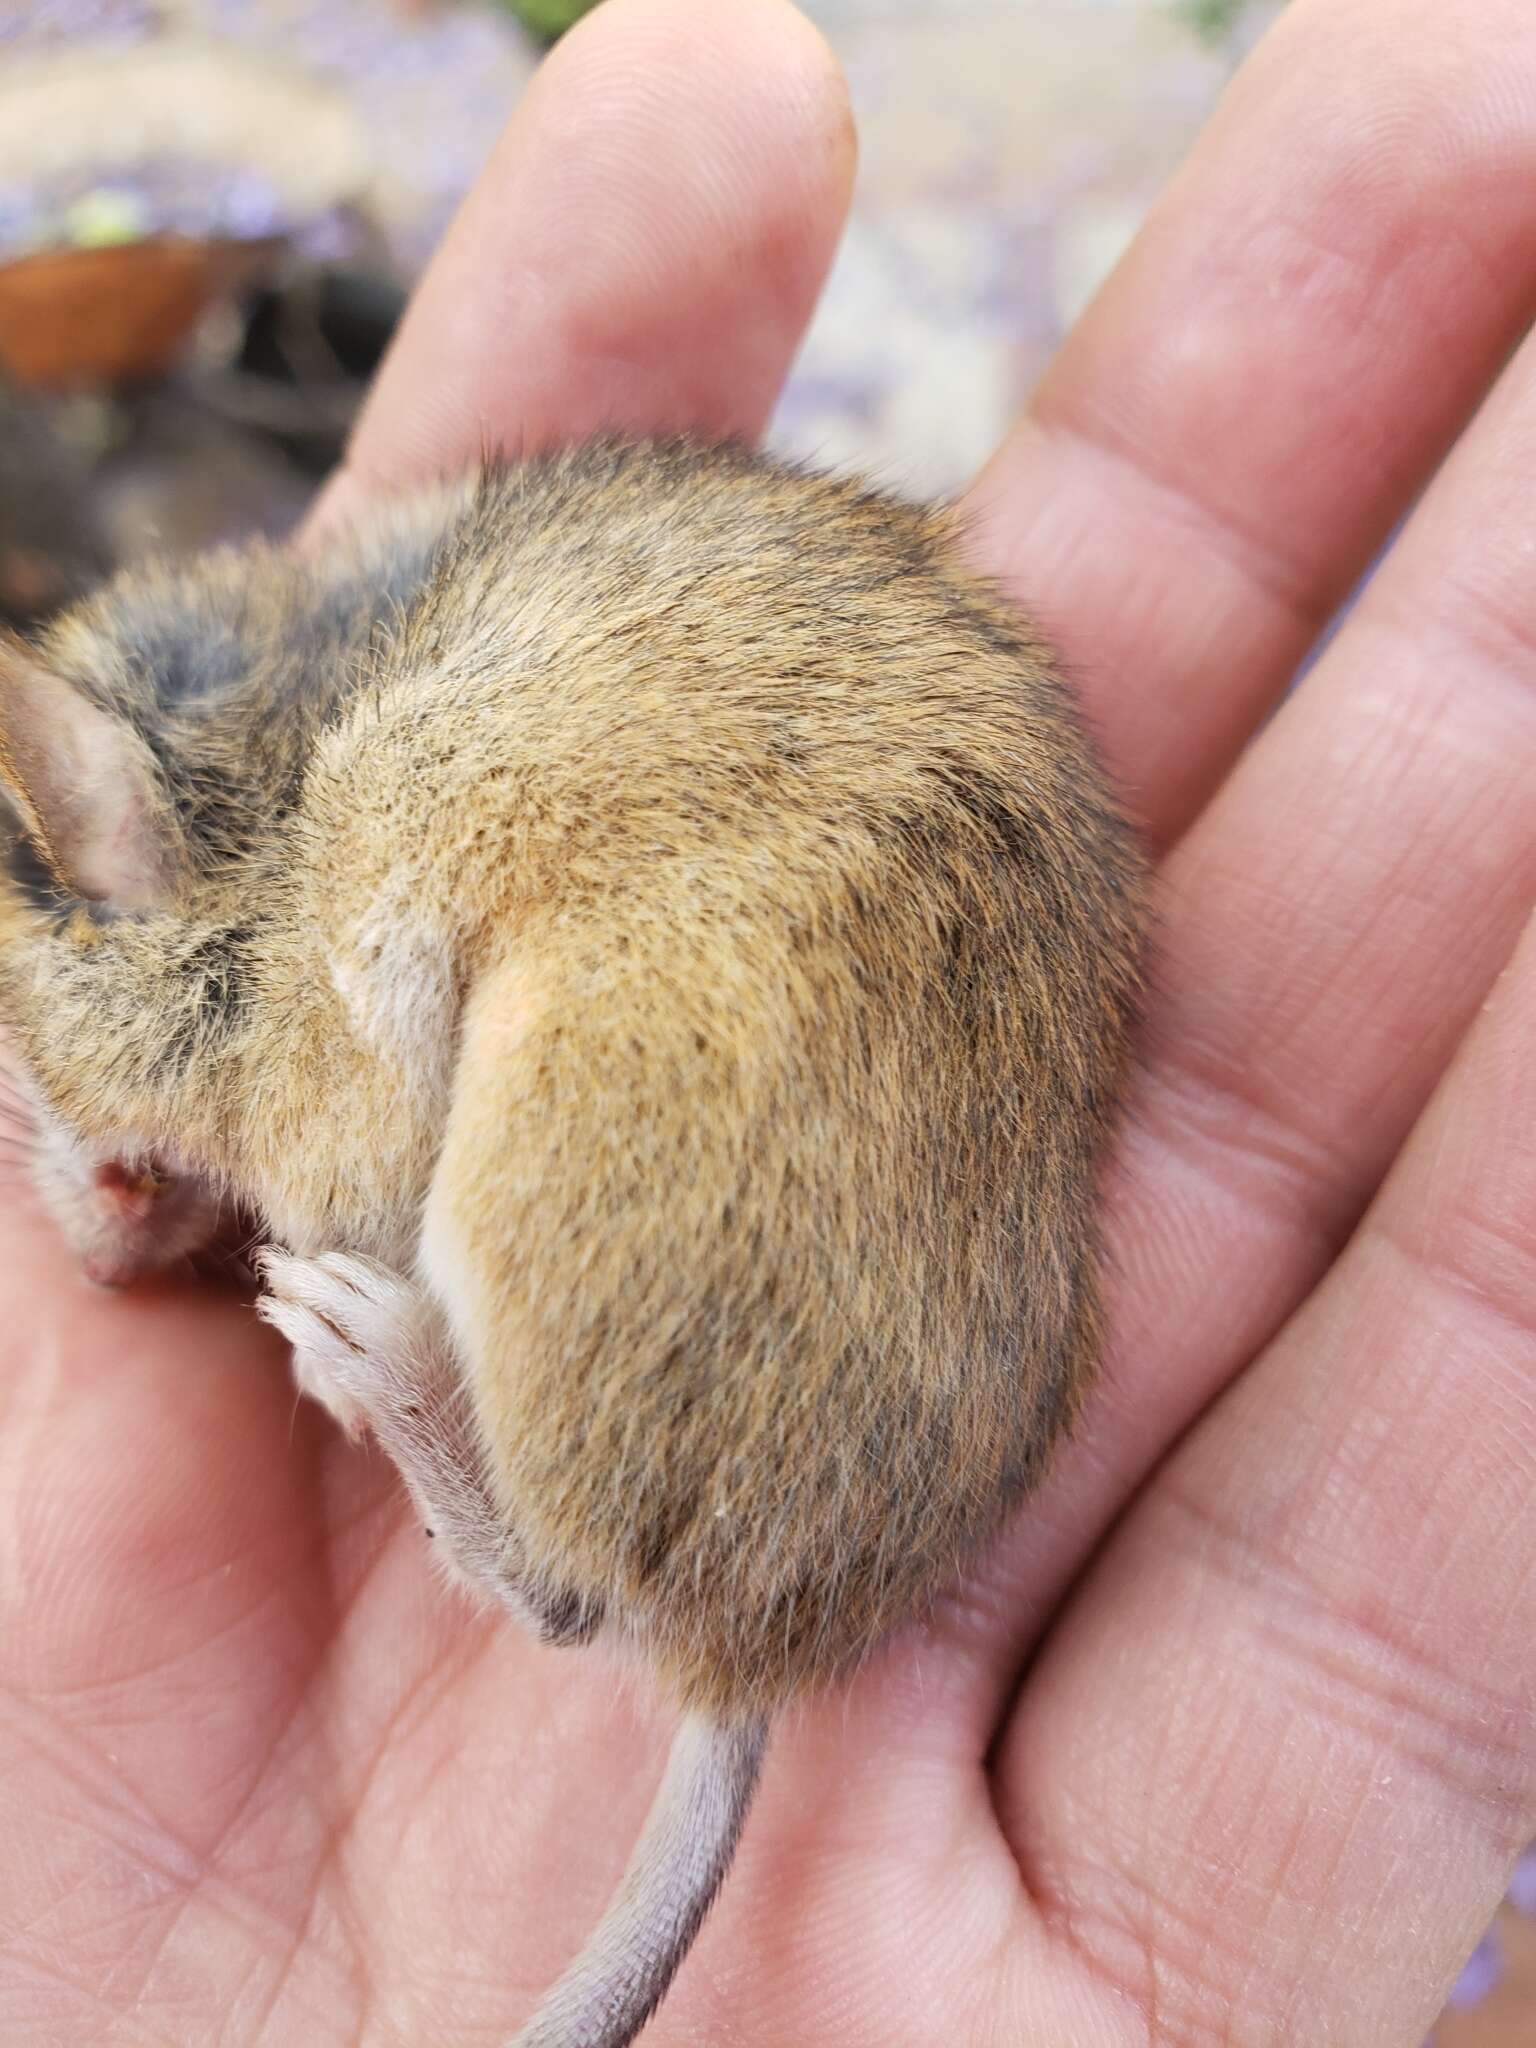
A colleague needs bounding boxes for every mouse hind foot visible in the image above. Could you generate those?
[257,1248,601,1646]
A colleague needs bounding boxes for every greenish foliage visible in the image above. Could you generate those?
[63,190,149,250]
[496,0,600,40]
[1180,0,1258,38]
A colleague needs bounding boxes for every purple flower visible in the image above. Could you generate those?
[1445,1929,1502,2009]
[1507,1841,1536,1917]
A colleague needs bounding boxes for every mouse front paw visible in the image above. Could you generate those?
[256,1248,432,1441]
[254,1251,593,1641]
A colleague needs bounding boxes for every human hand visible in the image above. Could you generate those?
[4,2,1535,2042]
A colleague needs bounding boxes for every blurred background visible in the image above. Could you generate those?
[0,0,1269,620]
[0,4,1530,2040]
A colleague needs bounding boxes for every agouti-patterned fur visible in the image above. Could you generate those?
[0,439,1142,1719]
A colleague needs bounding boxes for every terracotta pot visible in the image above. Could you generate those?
[0,236,280,393]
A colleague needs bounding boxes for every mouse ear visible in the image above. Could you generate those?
[0,632,173,911]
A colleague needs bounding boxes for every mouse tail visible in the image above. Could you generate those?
[507,1713,768,2048]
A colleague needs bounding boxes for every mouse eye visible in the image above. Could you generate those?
[59,900,120,948]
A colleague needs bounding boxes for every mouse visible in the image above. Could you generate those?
[0,437,1144,2048]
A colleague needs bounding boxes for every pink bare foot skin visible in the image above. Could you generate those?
[5,1,1536,2042]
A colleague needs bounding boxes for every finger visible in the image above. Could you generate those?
[962,0,1536,845]
[910,260,1536,1752]
[1001,908,1536,2045]
[312,0,853,531]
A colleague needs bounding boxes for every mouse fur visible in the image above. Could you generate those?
[0,438,1143,2044]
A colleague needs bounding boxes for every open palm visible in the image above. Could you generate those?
[6,1,1536,2041]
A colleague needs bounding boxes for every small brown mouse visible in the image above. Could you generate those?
[0,439,1143,2047]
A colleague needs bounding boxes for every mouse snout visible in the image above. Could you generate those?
[93,1159,169,1222]
[31,1135,222,1288]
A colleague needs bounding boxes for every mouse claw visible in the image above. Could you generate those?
[252,1251,562,1631]
[256,1247,379,1440]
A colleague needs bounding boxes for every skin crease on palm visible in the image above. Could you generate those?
[4,0,1536,2037]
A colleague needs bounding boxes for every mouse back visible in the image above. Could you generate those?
[283,442,1147,1718]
